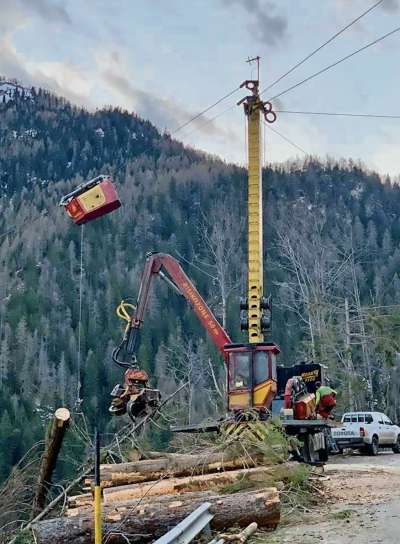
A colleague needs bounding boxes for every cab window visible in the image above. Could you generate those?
[365,414,373,424]
[229,352,250,389]
[254,351,269,384]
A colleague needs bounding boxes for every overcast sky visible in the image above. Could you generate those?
[1,0,400,178]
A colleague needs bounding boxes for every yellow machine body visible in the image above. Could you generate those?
[225,342,279,413]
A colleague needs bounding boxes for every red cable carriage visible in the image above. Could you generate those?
[59,175,121,225]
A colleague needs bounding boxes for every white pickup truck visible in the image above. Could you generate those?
[331,411,400,455]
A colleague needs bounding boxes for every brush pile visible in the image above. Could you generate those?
[32,423,307,543]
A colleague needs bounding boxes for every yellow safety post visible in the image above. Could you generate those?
[94,428,102,544]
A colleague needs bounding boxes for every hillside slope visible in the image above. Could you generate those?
[1,80,400,481]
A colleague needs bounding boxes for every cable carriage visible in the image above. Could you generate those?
[59,175,121,225]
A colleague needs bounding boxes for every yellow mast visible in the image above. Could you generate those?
[239,60,276,343]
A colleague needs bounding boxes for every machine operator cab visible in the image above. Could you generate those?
[224,342,280,415]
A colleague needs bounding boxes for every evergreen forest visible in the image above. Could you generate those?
[1,79,400,483]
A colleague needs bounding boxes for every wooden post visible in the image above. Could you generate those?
[32,407,71,516]
[344,298,354,410]
[94,428,102,544]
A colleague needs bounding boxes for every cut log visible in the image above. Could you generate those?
[96,454,264,488]
[68,464,288,510]
[68,463,289,510]
[103,465,283,503]
[33,487,280,543]
[100,449,253,475]
[32,407,71,516]
[67,489,221,518]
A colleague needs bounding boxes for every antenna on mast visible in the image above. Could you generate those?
[246,55,261,82]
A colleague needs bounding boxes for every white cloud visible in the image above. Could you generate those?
[370,142,400,179]
[0,1,28,34]
[95,49,234,138]
[0,36,91,105]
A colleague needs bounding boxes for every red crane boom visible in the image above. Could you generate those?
[113,252,232,369]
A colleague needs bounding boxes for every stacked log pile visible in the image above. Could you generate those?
[33,449,282,543]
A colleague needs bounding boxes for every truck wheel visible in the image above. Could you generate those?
[301,434,325,464]
[367,436,379,456]
[319,446,329,463]
[301,434,318,464]
[392,436,400,454]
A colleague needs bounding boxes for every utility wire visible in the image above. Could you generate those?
[173,1,386,139]
[266,25,400,102]
[171,86,241,135]
[264,122,309,156]
[277,109,400,120]
[261,0,384,95]
[76,225,84,410]
[182,101,239,138]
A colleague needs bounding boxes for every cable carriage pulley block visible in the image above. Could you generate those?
[59,175,121,225]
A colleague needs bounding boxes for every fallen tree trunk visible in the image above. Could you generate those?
[69,464,288,508]
[100,450,258,475]
[91,454,264,488]
[67,488,220,518]
[34,487,280,543]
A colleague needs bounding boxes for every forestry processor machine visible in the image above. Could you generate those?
[60,72,332,463]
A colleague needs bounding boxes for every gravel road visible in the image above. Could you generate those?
[261,452,400,544]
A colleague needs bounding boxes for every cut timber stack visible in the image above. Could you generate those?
[32,450,282,543]
[86,450,266,489]
[33,488,280,543]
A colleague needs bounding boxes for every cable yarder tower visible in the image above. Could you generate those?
[238,58,276,343]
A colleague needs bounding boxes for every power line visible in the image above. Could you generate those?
[267,25,400,102]
[172,2,389,139]
[171,86,241,135]
[261,0,384,95]
[277,109,400,120]
[182,101,239,138]
[264,122,309,156]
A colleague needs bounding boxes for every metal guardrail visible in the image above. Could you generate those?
[153,502,213,544]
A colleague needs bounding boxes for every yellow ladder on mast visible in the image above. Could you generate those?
[238,65,276,342]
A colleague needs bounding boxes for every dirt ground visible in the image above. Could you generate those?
[258,451,400,544]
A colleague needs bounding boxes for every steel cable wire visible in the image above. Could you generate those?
[266,26,400,102]
[261,0,385,95]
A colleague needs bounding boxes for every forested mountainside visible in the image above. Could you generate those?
[1,79,400,481]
